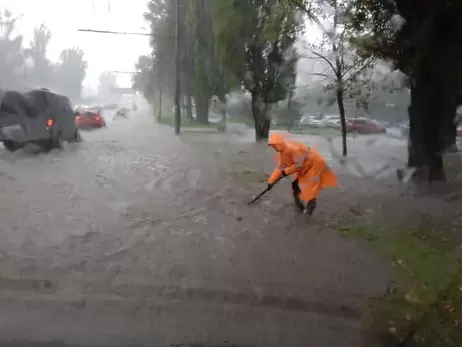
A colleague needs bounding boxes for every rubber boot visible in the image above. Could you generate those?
[304,199,317,216]
[291,180,305,213]
[293,194,305,213]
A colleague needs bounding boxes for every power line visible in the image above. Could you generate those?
[77,28,188,38]
[77,29,151,36]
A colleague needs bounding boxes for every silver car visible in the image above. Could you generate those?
[0,89,81,152]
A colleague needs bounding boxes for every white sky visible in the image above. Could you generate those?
[3,1,327,93]
[3,0,151,90]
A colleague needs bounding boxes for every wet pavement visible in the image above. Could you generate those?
[0,110,404,347]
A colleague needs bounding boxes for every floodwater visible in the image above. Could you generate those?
[0,110,416,347]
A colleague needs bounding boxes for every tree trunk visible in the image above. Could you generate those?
[157,87,163,121]
[404,1,462,182]
[182,96,187,118]
[287,88,294,132]
[195,96,210,124]
[407,60,458,182]
[251,94,270,141]
[336,83,348,157]
[253,118,270,141]
[217,94,227,132]
[186,94,193,121]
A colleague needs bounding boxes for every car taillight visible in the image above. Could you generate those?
[95,116,100,121]
[47,119,53,127]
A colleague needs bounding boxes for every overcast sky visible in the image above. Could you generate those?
[3,0,150,90]
[3,1,328,93]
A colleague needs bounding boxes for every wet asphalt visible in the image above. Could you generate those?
[0,110,404,347]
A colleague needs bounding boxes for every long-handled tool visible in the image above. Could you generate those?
[247,176,284,205]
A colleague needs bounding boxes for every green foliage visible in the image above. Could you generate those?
[132,55,155,102]
[213,0,302,122]
[55,47,87,101]
[301,0,378,114]
[137,0,303,132]
[0,8,87,100]
[0,9,25,90]
[24,24,53,88]
[190,0,215,106]
[140,0,175,99]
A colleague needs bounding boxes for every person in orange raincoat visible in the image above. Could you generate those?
[267,133,338,215]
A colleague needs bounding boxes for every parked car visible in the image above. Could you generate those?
[0,88,81,152]
[347,118,387,134]
[320,115,340,126]
[309,119,324,127]
[324,119,341,128]
[457,127,462,137]
[75,108,106,129]
[299,116,324,127]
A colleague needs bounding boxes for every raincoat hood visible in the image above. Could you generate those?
[268,133,288,152]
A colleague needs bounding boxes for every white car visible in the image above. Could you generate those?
[320,116,339,126]
[325,119,341,128]
[309,119,324,127]
[300,117,323,127]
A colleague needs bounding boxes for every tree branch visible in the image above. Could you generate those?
[284,0,321,26]
[342,57,373,82]
[301,51,338,76]
[309,72,335,79]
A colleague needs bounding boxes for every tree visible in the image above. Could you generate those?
[349,0,462,181]
[142,0,175,120]
[300,0,375,156]
[55,47,87,102]
[188,0,214,125]
[213,0,303,141]
[0,9,25,90]
[132,55,155,103]
[24,24,54,88]
[190,0,240,125]
[98,71,118,100]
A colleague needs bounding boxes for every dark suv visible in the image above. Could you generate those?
[0,88,81,152]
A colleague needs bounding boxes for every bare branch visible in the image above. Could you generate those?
[311,72,334,78]
[342,64,374,91]
[298,77,332,88]
[300,51,338,75]
[341,56,374,79]
[343,79,372,96]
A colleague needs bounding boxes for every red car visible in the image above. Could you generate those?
[346,118,386,134]
[75,108,106,129]
[457,127,462,137]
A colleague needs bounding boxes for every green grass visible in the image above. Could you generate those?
[338,223,462,346]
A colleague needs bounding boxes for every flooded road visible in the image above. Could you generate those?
[0,110,403,346]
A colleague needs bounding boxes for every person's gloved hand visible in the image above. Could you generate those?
[267,183,274,190]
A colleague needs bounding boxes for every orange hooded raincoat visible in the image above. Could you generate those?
[268,133,338,202]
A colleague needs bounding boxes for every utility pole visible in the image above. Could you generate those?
[174,0,181,134]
